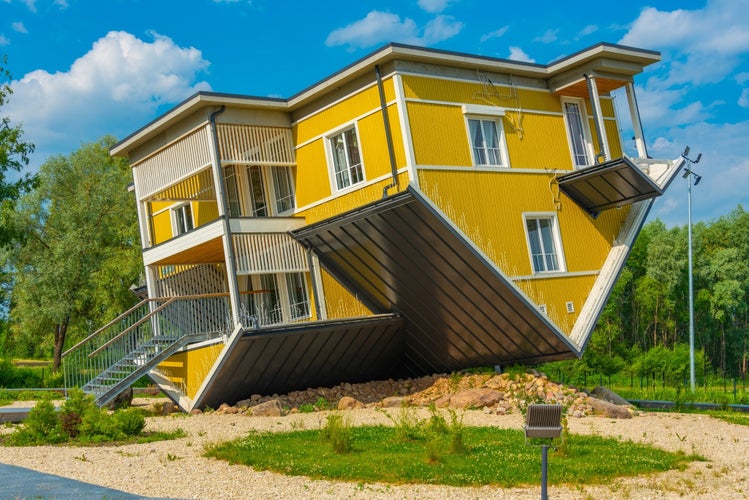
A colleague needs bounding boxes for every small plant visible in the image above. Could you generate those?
[313,397,329,411]
[446,409,466,455]
[322,413,352,454]
[166,453,182,461]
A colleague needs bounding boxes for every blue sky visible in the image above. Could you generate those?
[1,0,747,226]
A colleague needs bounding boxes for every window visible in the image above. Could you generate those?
[271,166,295,214]
[562,98,592,168]
[467,118,505,166]
[329,127,364,190]
[224,165,242,217]
[241,272,311,326]
[172,203,194,235]
[524,216,564,273]
[247,166,268,217]
[286,272,310,320]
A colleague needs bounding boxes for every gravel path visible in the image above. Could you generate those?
[1,400,748,499]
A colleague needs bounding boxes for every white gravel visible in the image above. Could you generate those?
[1,400,748,499]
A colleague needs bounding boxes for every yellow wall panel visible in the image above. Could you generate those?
[356,103,406,181]
[295,79,395,144]
[604,120,623,158]
[297,172,409,225]
[408,102,471,166]
[504,113,573,170]
[402,75,561,113]
[320,270,372,319]
[294,140,332,208]
[193,201,219,225]
[515,274,598,334]
[417,168,630,334]
[151,208,172,245]
[157,342,223,399]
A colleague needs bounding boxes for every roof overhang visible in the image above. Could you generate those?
[558,156,664,217]
[111,42,660,158]
[292,186,578,374]
[196,315,405,407]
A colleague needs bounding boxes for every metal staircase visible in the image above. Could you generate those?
[62,294,232,408]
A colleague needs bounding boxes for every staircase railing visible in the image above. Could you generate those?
[62,294,232,406]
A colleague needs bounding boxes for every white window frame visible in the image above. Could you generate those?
[171,202,194,236]
[325,124,366,193]
[240,272,311,325]
[561,97,595,169]
[461,105,510,168]
[465,116,509,167]
[269,166,296,216]
[522,213,566,274]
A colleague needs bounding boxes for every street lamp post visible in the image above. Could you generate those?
[682,147,702,392]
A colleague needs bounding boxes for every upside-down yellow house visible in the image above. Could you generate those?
[63,42,684,411]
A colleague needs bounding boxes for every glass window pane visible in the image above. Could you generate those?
[286,273,310,320]
[248,166,268,217]
[483,120,501,165]
[565,102,589,167]
[272,167,295,213]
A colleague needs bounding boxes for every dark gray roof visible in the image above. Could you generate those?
[292,186,578,375]
[558,156,663,217]
[198,315,404,408]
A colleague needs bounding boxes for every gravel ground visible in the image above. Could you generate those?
[1,399,748,499]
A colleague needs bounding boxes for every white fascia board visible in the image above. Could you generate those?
[568,156,683,350]
[229,217,307,233]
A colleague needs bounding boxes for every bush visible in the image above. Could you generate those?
[3,388,149,446]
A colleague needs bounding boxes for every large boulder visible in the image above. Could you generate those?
[590,386,631,406]
[250,399,283,417]
[588,397,633,419]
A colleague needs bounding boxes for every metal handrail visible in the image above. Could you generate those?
[88,298,176,358]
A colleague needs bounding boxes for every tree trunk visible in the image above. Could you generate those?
[52,317,69,372]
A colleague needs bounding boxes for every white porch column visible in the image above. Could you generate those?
[586,75,611,161]
[625,82,649,159]
[206,114,242,326]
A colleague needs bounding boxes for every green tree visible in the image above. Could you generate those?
[7,137,141,370]
[0,55,37,248]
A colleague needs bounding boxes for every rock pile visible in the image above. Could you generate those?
[199,370,634,419]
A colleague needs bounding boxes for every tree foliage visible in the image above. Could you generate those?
[583,206,749,378]
[0,55,37,248]
[6,137,141,370]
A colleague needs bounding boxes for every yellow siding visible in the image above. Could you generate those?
[402,75,561,113]
[504,113,573,170]
[356,103,406,181]
[320,269,372,319]
[296,172,409,225]
[151,205,172,245]
[418,169,630,335]
[295,79,396,145]
[157,342,223,399]
[515,274,598,334]
[604,119,623,158]
[408,102,471,167]
[193,200,219,225]
[294,140,331,208]
[293,77,406,211]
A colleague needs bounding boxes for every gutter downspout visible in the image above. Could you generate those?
[584,74,609,163]
[208,105,242,327]
[376,65,400,198]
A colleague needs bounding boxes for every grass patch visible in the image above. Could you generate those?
[205,423,701,487]
[709,411,749,427]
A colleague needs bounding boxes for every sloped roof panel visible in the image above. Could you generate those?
[558,156,663,217]
[292,187,578,375]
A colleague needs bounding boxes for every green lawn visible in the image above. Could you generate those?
[205,424,702,487]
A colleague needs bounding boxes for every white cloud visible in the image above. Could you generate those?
[6,31,211,163]
[577,24,597,39]
[480,26,508,43]
[325,10,462,50]
[417,0,456,14]
[508,46,534,63]
[534,28,558,44]
[649,121,749,225]
[421,15,463,45]
[739,88,749,108]
[12,22,27,34]
[0,34,9,46]
[53,0,67,7]
[620,1,749,86]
